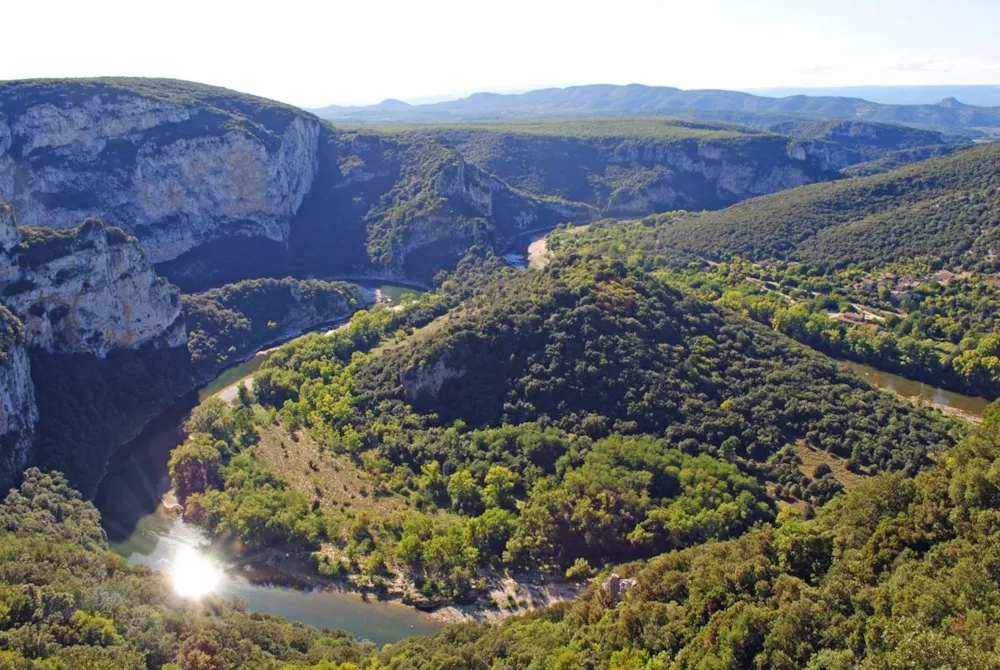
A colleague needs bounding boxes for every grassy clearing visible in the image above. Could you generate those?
[369,309,461,358]
[254,424,406,515]
[793,441,867,491]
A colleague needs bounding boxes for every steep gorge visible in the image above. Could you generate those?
[0,79,926,292]
[0,80,595,289]
[0,78,971,494]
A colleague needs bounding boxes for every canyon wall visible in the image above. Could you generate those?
[0,80,320,265]
[0,201,187,490]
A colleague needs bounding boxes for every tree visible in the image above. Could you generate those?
[447,470,483,515]
[484,465,517,509]
[168,436,222,503]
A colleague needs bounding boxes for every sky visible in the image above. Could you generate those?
[4,0,1000,108]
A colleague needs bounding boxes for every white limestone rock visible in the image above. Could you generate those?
[0,215,184,357]
[0,88,320,264]
[0,310,38,491]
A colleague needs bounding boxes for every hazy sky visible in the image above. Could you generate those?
[5,0,1000,107]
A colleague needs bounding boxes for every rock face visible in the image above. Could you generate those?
[600,573,638,608]
[413,128,847,218]
[0,208,184,357]
[0,80,320,264]
[403,358,466,400]
[0,80,595,287]
[6,80,943,288]
[0,203,186,489]
[0,307,38,492]
[392,157,595,275]
[275,129,597,287]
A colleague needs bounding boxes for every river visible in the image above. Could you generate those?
[94,282,441,647]
[840,360,991,420]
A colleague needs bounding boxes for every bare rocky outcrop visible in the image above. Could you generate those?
[0,203,187,488]
[0,82,320,265]
[600,573,638,607]
[403,358,466,399]
[0,207,184,356]
[417,128,849,221]
[0,81,594,286]
[590,137,849,216]
[0,309,38,492]
[393,158,596,273]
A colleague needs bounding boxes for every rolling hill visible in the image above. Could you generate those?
[313,83,1000,135]
[573,141,1000,271]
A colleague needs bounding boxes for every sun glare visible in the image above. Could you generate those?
[171,547,222,599]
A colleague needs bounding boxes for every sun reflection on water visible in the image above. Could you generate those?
[171,546,222,598]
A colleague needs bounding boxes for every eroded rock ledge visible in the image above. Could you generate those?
[0,202,187,489]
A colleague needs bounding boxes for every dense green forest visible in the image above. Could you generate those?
[6,412,1000,667]
[4,80,1000,668]
[554,223,1000,396]
[538,142,1000,401]
[163,256,958,604]
[371,410,1000,668]
[184,278,366,374]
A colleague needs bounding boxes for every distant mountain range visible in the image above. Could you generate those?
[748,85,1000,107]
[311,84,1000,135]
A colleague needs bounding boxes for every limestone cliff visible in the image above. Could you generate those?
[0,206,184,357]
[0,306,37,492]
[410,126,848,218]
[0,79,320,265]
[0,80,902,288]
[390,156,596,276]
[0,80,593,288]
[279,130,596,286]
[0,203,185,490]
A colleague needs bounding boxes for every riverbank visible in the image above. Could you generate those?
[839,359,990,423]
[196,527,585,625]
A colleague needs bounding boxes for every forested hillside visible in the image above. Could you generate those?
[184,278,367,374]
[159,255,958,608]
[602,142,1000,271]
[0,252,992,668]
[372,411,1000,668]
[351,257,954,473]
[5,76,1000,670]
[0,469,375,668]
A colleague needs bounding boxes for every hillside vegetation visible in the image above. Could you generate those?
[5,77,1000,670]
[184,278,367,374]
[373,411,1000,668]
[597,142,1000,271]
[164,256,957,605]
[0,469,375,668]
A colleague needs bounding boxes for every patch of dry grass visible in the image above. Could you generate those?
[254,423,406,515]
[793,441,867,491]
